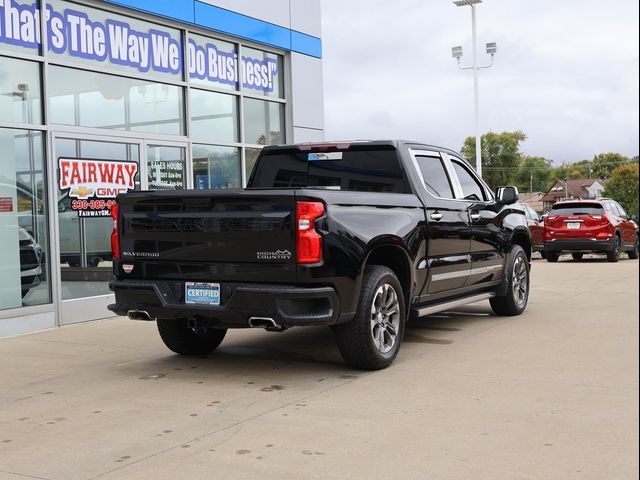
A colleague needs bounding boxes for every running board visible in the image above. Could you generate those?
[413,292,495,318]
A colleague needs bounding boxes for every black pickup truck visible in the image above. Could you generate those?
[108,141,531,369]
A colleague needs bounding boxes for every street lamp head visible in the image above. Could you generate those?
[451,46,463,59]
[453,0,482,6]
[486,42,497,55]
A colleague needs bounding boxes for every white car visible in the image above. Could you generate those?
[19,227,43,298]
[13,181,112,268]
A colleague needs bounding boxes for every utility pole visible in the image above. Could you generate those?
[530,170,533,193]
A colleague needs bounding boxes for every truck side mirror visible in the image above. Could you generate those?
[495,186,519,205]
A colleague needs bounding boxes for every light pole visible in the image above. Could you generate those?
[451,0,496,179]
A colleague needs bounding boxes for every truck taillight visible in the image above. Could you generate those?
[110,203,120,261]
[296,201,324,264]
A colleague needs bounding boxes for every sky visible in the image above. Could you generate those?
[320,0,639,164]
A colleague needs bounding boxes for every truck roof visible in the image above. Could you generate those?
[262,140,465,158]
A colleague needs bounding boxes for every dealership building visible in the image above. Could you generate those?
[0,0,324,336]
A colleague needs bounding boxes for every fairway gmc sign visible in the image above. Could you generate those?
[58,158,138,217]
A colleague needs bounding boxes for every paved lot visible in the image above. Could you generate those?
[1,257,638,480]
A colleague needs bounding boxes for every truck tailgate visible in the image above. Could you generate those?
[117,190,297,283]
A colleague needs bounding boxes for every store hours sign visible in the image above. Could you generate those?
[58,158,138,218]
[0,0,279,92]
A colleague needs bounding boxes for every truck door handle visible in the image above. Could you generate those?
[430,212,443,221]
[470,213,481,221]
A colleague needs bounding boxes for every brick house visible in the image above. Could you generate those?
[542,179,607,212]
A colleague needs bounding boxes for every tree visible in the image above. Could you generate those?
[549,162,585,183]
[548,153,633,188]
[590,153,631,179]
[514,156,553,193]
[461,130,526,190]
[603,163,639,218]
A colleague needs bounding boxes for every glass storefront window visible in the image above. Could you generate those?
[243,98,285,146]
[244,147,262,184]
[188,34,238,90]
[0,56,42,125]
[0,128,50,310]
[147,145,186,189]
[241,46,284,99]
[54,138,140,300]
[189,89,238,143]
[46,0,183,81]
[48,66,184,135]
[0,0,41,56]
[192,144,240,189]
[1,0,291,318]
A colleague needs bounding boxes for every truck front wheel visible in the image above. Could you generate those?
[333,265,406,370]
[490,244,530,316]
[157,319,227,356]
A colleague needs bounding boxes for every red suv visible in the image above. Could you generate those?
[544,199,639,262]
[518,203,545,257]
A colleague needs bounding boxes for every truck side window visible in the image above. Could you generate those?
[451,161,486,201]
[415,156,454,199]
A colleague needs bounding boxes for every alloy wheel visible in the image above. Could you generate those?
[370,284,400,354]
[512,256,528,307]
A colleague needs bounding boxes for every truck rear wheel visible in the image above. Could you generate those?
[333,265,405,370]
[157,319,227,356]
[490,245,529,316]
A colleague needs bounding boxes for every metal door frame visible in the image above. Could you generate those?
[142,139,192,190]
[50,131,146,326]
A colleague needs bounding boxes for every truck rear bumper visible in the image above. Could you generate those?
[108,279,341,328]
[544,238,612,252]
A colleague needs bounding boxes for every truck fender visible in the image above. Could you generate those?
[349,240,415,317]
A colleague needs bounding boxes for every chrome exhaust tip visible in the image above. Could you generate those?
[248,317,280,329]
[127,310,153,321]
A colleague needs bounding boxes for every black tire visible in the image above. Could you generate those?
[628,235,639,260]
[68,257,81,267]
[490,244,530,316]
[333,265,406,370]
[157,318,227,356]
[88,257,101,267]
[571,253,583,261]
[607,235,621,263]
[539,251,546,259]
[546,252,559,263]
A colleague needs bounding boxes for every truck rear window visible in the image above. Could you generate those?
[550,203,603,215]
[248,147,410,193]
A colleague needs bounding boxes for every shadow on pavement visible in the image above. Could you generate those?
[114,305,501,377]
